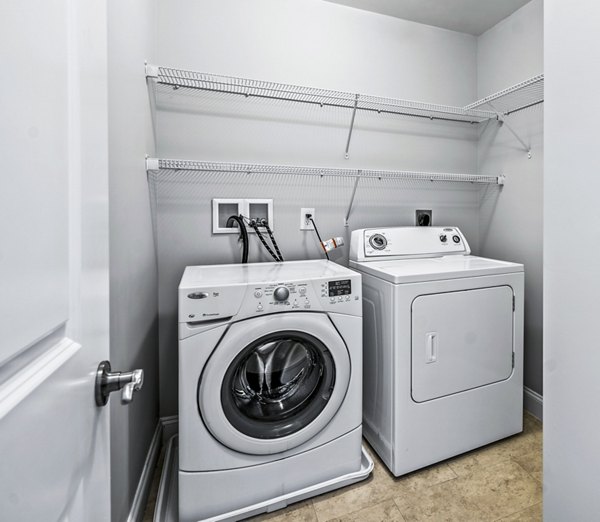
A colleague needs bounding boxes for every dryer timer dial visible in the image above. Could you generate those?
[369,234,387,250]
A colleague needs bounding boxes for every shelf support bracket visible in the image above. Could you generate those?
[145,62,159,79]
[145,157,160,171]
[487,101,532,159]
[345,95,360,159]
[344,173,361,227]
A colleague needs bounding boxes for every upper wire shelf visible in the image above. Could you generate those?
[146,65,497,125]
[465,74,544,116]
[146,158,504,185]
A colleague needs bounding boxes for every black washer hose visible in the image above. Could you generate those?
[226,215,249,263]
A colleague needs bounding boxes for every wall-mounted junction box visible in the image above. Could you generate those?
[416,209,432,226]
[212,198,274,234]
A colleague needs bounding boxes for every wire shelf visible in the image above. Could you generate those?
[146,158,503,185]
[147,65,497,124]
[465,74,544,116]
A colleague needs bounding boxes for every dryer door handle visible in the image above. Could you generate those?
[426,333,437,363]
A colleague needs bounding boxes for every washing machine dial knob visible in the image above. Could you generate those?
[273,286,290,302]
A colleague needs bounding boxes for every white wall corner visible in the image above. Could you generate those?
[524,386,543,421]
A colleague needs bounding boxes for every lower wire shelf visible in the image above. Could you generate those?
[145,158,504,185]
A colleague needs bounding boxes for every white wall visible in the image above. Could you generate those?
[477,0,544,397]
[107,1,159,520]
[153,0,492,416]
[544,0,600,518]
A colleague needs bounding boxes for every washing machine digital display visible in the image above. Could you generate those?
[328,279,352,296]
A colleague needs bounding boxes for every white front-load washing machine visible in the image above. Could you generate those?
[178,260,370,521]
[349,226,524,476]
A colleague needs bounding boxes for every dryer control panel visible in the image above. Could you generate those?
[349,226,471,262]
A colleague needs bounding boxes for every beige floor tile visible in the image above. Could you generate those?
[312,460,400,521]
[327,499,406,522]
[250,500,318,522]
[512,451,542,483]
[497,502,542,521]
[482,431,542,463]
[448,428,542,479]
[394,478,488,522]
[454,460,542,521]
[447,416,542,478]
[312,447,459,521]
[396,463,458,493]
[523,413,542,436]
[446,451,482,477]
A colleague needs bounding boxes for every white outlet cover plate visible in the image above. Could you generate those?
[300,208,315,230]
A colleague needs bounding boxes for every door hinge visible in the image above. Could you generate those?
[512,295,515,311]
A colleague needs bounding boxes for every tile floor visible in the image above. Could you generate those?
[143,413,542,522]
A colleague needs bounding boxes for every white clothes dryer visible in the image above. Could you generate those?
[178,260,369,521]
[349,226,524,476]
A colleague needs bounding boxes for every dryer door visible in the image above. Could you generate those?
[411,286,514,402]
[198,312,351,455]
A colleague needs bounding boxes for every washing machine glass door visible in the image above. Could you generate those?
[198,312,351,455]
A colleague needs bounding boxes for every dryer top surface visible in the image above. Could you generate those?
[350,255,523,284]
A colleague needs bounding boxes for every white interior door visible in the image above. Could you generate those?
[0,0,111,520]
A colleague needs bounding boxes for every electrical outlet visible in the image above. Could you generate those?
[300,208,315,230]
[416,209,432,226]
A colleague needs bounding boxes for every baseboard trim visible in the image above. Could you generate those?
[127,416,179,522]
[161,414,179,443]
[524,386,543,421]
[127,420,162,522]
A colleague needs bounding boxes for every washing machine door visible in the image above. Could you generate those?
[198,312,350,455]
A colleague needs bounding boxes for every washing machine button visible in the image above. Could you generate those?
[254,290,263,298]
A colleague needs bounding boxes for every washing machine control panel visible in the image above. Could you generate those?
[246,277,361,316]
[179,263,362,324]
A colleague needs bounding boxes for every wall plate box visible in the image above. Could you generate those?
[416,209,432,226]
[212,199,274,234]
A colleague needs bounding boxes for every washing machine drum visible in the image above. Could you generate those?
[198,313,351,455]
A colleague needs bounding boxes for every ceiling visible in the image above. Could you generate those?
[324,0,532,36]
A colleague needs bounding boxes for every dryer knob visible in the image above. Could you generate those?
[273,286,290,302]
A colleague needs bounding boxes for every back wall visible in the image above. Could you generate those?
[154,0,504,416]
